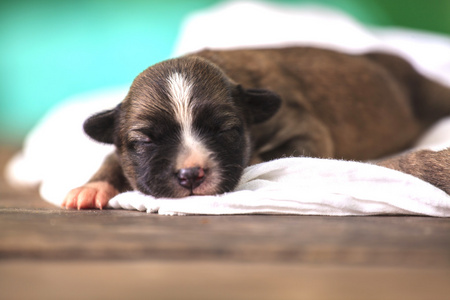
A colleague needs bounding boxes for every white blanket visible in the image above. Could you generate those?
[109,157,450,216]
[5,1,450,216]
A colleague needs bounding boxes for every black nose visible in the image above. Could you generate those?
[176,167,205,190]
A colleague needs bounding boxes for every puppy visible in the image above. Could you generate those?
[62,47,450,209]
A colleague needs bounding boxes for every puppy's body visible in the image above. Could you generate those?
[197,48,447,161]
[63,47,450,209]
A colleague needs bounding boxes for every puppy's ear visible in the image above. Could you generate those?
[244,88,282,123]
[83,104,121,144]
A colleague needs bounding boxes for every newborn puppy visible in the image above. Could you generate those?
[62,47,450,209]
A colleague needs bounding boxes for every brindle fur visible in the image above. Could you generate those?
[194,48,450,161]
[378,148,450,194]
[64,47,450,209]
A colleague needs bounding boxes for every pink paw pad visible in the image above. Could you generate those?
[62,182,119,210]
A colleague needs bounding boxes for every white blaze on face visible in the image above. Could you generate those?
[167,72,212,170]
[167,72,193,131]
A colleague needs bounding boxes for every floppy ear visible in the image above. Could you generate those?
[83,104,121,144]
[244,88,282,123]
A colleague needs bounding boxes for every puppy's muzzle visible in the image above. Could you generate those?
[176,167,205,191]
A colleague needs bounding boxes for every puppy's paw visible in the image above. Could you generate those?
[379,148,450,194]
[418,148,450,195]
[62,181,119,210]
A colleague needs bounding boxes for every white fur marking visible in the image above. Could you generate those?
[177,127,214,170]
[167,72,193,129]
[167,72,213,170]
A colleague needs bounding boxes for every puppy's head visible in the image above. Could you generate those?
[84,56,281,198]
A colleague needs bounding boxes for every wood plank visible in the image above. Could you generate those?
[1,260,449,300]
[1,146,450,266]
[2,146,450,298]
[1,206,450,265]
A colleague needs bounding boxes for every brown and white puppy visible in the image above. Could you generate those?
[62,47,450,209]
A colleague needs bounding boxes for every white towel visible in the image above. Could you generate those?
[109,157,450,216]
[5,2,450,216]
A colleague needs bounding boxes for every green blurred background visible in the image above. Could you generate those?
[1,0,450,145]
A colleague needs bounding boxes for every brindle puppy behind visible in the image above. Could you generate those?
[62,47,450,209]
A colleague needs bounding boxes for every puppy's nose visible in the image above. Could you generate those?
[177,167,205,190]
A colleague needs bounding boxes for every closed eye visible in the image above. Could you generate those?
[219,126,242,135]
[137,136,152,144]
[128,130,153,145]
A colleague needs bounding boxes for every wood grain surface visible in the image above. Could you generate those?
[1,146,449,299]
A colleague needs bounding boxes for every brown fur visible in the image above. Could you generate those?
[63,47,450,209]
[193,48,448,161]
[377,149,450,194]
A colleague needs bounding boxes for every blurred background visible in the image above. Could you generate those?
[1,0,450,145]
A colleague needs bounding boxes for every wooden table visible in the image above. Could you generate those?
[1,146,449,299]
